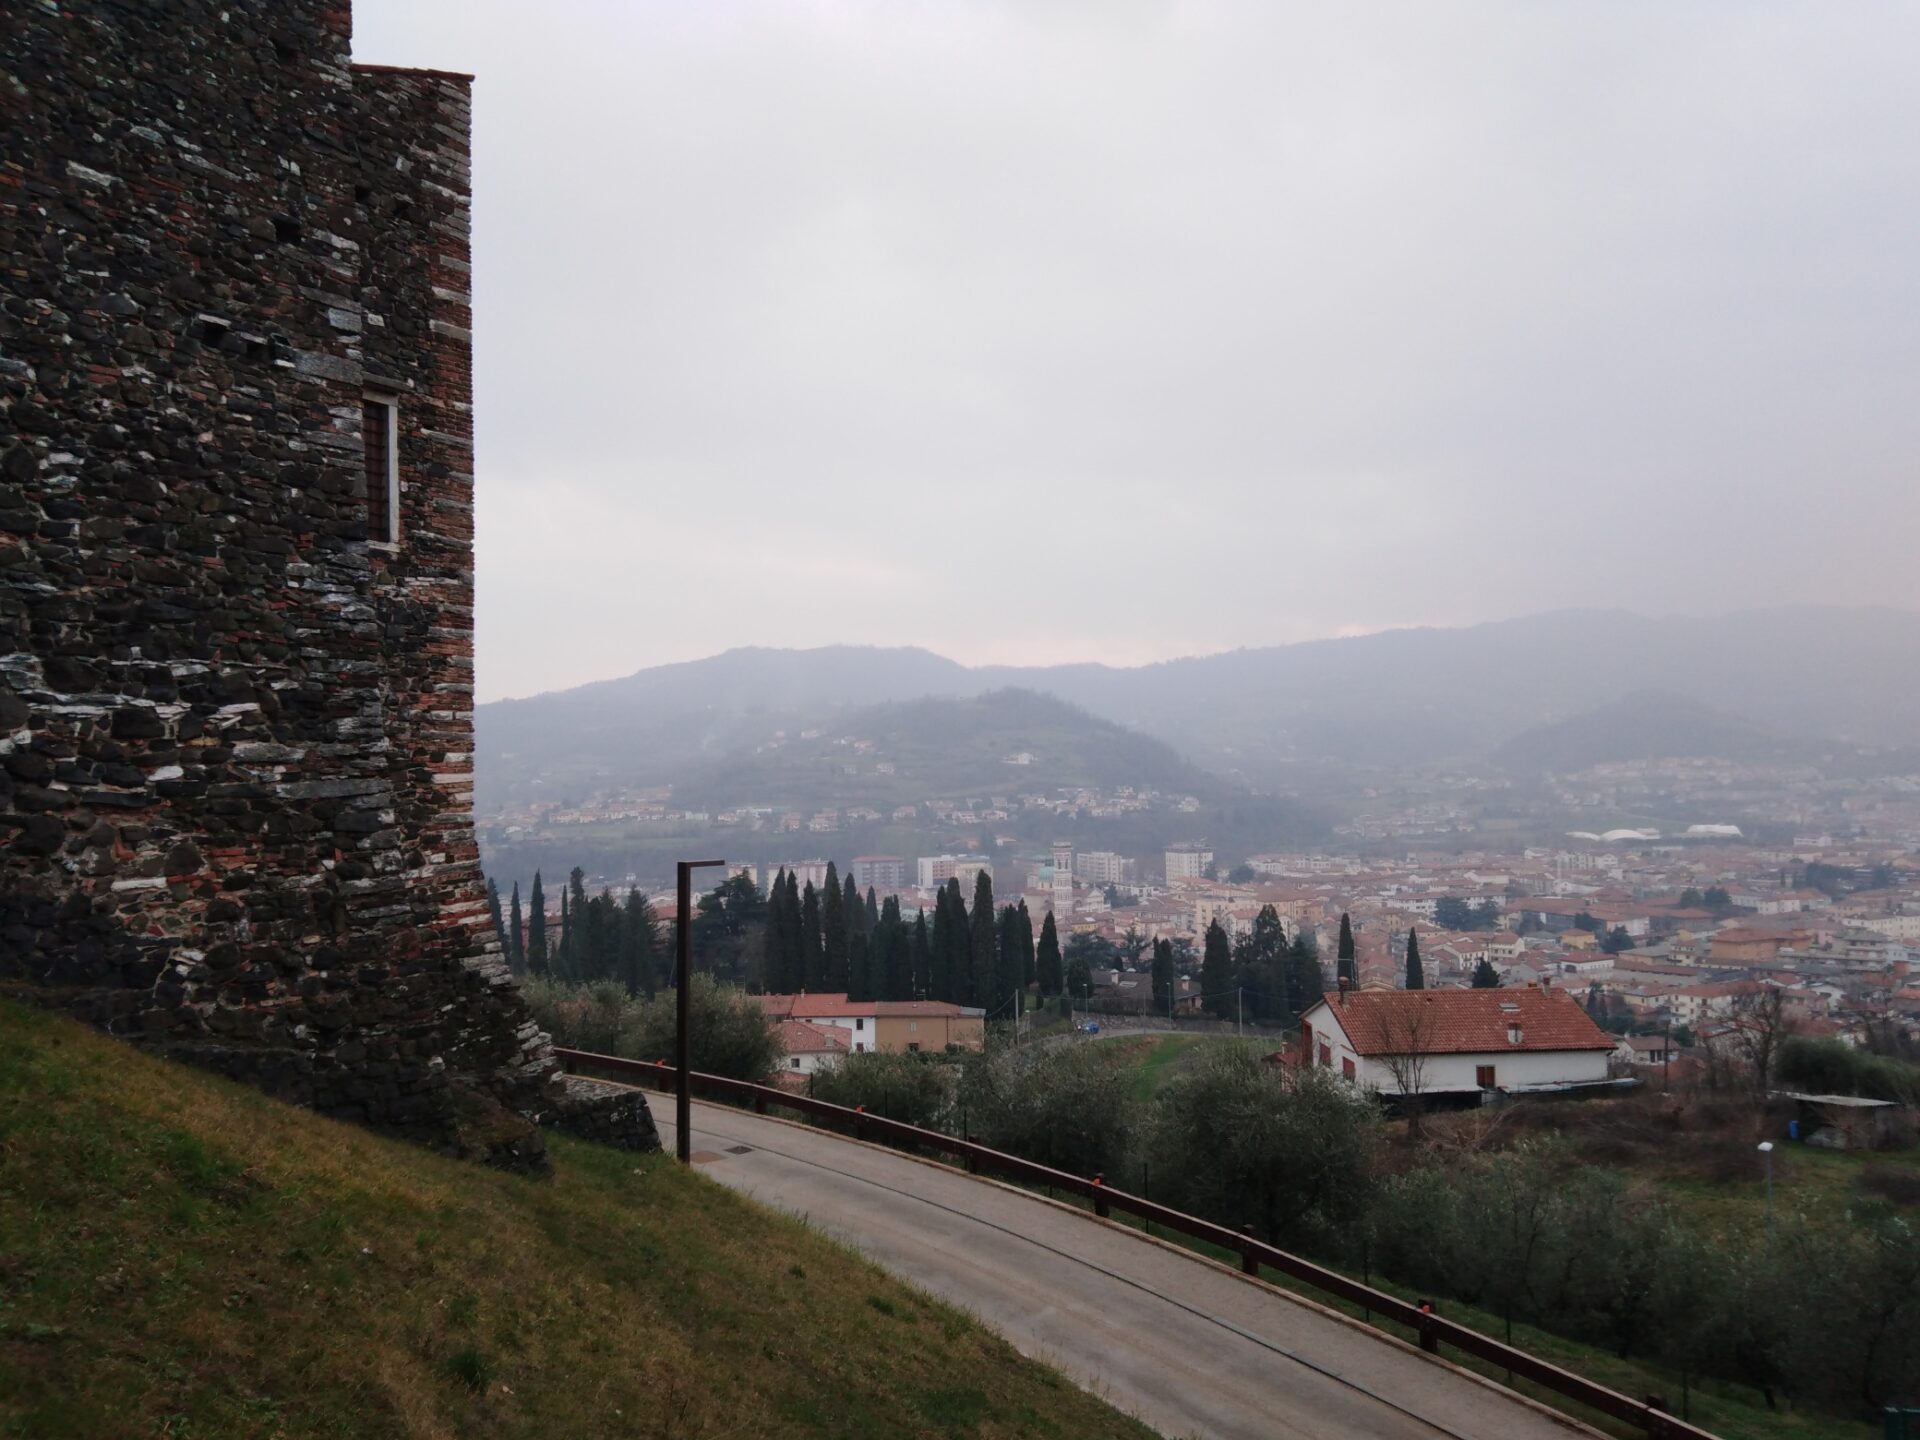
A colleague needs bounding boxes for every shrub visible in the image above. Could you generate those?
[522,975,781,1082]
[1778,1037,1920,1104]
[1142,1046,1379,1252]
[809,1051,953,1131]
[955,1042,1135,1180]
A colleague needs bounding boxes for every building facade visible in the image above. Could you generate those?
[851,855,907,892]
[1166,846,1214,880]
[0,1,645,1164]
[1297,988,1615,1096]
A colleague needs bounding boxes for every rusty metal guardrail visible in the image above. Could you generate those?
[555,1046,1718,1440]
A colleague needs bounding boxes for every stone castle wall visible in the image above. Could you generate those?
[0,1,649,1163]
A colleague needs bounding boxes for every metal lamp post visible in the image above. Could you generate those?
[1757,1140,1774,1235]
[674,859,726,1164]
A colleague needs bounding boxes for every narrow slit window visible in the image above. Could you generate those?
[363,396,399,545]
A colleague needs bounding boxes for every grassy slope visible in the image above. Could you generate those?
[0,1001,1154,1440]
[1108,1035,1223,1103]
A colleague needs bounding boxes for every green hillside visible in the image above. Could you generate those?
[0,1001,1153,1440]
[676,687,1223,809]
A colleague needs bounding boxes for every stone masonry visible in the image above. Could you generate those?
[0,2,656,1165]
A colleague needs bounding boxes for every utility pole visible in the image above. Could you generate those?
[1758,1141,1775,1238]
[674,858,726,1165]
[1237,986,1243,1039]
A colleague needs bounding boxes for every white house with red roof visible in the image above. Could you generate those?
[1297,985,1617,1098]
[774,1019,852,1077]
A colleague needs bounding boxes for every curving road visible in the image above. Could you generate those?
[646,1095,1599,1440]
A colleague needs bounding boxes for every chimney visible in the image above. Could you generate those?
[1338,976,1350,1006]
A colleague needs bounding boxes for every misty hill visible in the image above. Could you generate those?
[670,688,1221,811]
[1491,690,1805,771]
[475,607,1920,804]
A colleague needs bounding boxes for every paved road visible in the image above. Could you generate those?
[648,1096,1596,1440]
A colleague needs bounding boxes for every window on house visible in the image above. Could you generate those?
[790,1057,801,1069]
[1318,1041,1331,1068]
[1342,1057,1355,1080]
[909,1021,917,1032]
[855,1017,865,1031]
[1477,1065,1496,1089]
[907,1042,920,1053]
[362,395,399,545]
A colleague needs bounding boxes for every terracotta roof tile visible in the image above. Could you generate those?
[1311,987,1614,1055]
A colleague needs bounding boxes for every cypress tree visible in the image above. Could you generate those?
[941,877,968,1004]
[1036,909,1063,996]
[761,868,787,991]
[1337,911,1357,987]
[801,880,824,990]
[781,871,804,992]
[881,897,906,1000]
[527,871,548,977]
[1201,918,1232,1018]
[995,903,1024,1019]
[822,861,847,990]
[1472,957,1501,988]
[847,875,874,1001]
[969,871,998,1014]
[1017,900,1036,988]
[581,886,608,983]
[623,887,658,996]
[1236,906,1287,1022]
[911,911,932,999]
[1151,937,1176,1016]
[927,887,948,1002]
[1404,927,1425,990]
[866,887,879,929]
[558,883,572,981]
[508,881,525,972]
[1285,932,1324,1020]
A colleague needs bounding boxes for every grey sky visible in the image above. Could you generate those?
[352,2,1920,703]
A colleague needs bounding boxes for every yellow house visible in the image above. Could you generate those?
[875,1001,986,1054]
[757,993,986,1056]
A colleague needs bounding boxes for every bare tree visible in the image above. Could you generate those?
[1375,997,1439,1137]
[1721,986,1789,1095]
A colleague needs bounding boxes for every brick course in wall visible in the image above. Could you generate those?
[0,1,655,1165]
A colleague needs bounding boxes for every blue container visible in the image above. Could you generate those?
[1789,1120,1801,1141]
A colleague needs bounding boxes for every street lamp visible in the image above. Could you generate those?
[1757,1140,1775,1235]
[674,859,726,1164]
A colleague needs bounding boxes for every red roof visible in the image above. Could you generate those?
[757,993,980,1019]
[1310,987,1615,1056]
[776,1019,851,1055]
[755,992,870,1019]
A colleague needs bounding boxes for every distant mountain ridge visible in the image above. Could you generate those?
[475,607,1920,806]
[1491,690,1806,771]
[669,688,1222,810]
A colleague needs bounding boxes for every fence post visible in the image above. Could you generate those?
[854,1104,866,1143]
[1092,1173,1108,1219]
[753,1091,767,1115]
[1417,1299,1438,1354]
[1239,1224,1258,1276]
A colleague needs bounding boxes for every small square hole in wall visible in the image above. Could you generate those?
[190,314,231,346]
[273,214,301,245]
[391,197,414,221]
[354,183,372,205]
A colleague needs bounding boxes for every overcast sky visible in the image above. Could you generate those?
[353,2,1920,703]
